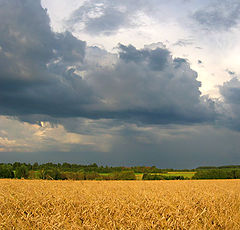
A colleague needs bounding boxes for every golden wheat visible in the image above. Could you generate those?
[0,179,240,229]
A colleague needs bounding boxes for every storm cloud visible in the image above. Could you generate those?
[0,0,94,117]
[219,77,240,130]
[0,0,217,126]
[84,44,216,124]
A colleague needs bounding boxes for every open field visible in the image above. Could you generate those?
[134,173,144,180]
[161,171,196,178]
[0,179,240,229]
[99,172,196,180]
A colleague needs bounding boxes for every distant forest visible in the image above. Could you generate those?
[1,162,240,180]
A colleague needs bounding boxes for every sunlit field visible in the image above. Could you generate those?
[161,171,196,178]
[0,179,240,229]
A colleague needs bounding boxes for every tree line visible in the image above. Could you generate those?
[193,169,240,179]
[0,163,137,180]
[0,162,191,180]
[1,162,240,180]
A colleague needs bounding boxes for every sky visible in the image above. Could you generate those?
[1,0,240,168]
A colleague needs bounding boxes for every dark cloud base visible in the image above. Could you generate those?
[1,144,240,169]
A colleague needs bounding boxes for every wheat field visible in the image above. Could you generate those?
[0,179,240,229]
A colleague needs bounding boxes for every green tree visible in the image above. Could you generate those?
[32,162,39,170]
[0,165,14,178]
[15,165,29,179]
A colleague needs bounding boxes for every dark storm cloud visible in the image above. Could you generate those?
[118,44,170,71]
[84,44,216,124]
[193,0,240,31]
[220,78,240,107]
[219,77,240,130]
[0,0,217,125]
[0,0,95,117]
